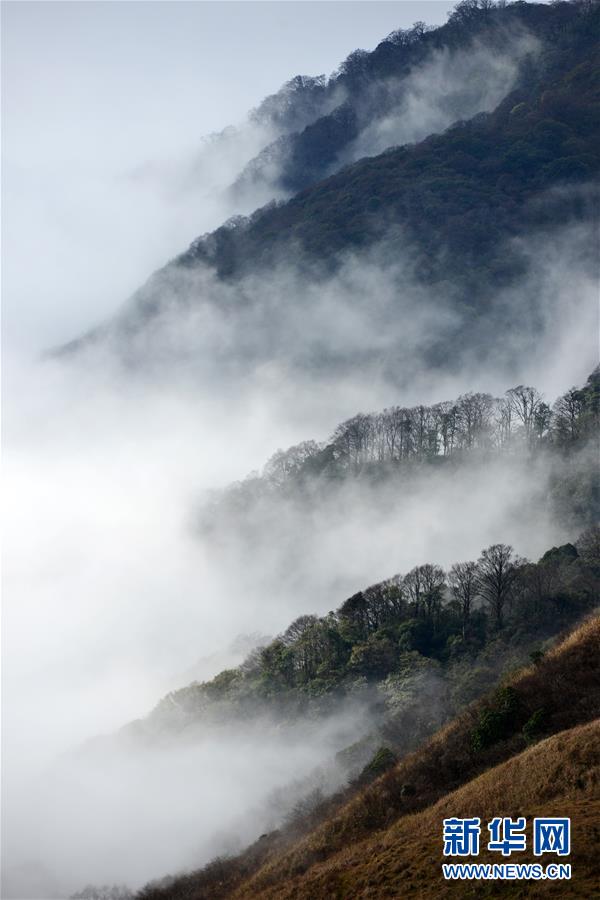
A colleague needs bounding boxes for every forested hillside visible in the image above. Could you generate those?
[188,0,599,280]
[202,370,599,554]
[115,367,597,897]
[127,358,598,744]
[141,527,598,737]
[235,0,543,195]
[59,0,599,375]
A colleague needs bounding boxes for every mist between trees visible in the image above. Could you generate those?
[202,369,598,533]
[266,378,596,472]
[154,530,598,733]
[126,525,598,900]
[147,369,599,762]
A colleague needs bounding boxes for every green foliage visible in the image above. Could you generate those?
[529,649,545,667]
[260,641,304,697]
[522,707,547,744]
[471,685,520,752]
[151,521,598,739]
[203,668,241,700]
[540,544,578,564]
[395,620,430,653]
[348,634,398,678]
[358,746,398,784]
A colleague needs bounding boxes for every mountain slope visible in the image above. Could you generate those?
[137,614,600,899]
[186,3,599,282]
[59,0,600,374]
[234,3,540,196]
[192,371,598,643]
[238,719,600,899]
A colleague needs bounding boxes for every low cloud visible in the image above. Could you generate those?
[3,206,596,894]
[339,29,538,166]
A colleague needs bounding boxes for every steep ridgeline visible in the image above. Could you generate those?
[234,1,546,196]
[59,0,599,378]
[189,0,600,277]
[246,717,600,900]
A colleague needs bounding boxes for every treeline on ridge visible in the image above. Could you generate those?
[151,523,599,743]
[137,538,600,900]
[201,370,599,531]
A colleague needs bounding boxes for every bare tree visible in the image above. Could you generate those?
[281,614,319,646]
[413,405,430,460]
[457,392,494,449]
[506,385,544,443]
[494,396,513,446]
[332,414,373,465]
[263,441,320,486]
[403,566,424,617]
[477,544,519,628]
[403,564,444,621]
[434,401,458,456]
[363,578,406,630]
[449,560,479,637]
[372,412,387,462]
[382,406,403,459]
[576,525,600,563]
[420,563,446,622]
[553,388,584,443]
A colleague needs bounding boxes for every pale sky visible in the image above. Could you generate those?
[2,1,456,352]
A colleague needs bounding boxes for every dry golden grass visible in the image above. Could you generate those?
[139,616,600,900]
[238,719,600,899]
[229,616,600,897]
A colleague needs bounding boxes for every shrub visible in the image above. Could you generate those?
[523,708,547,745]
[358,746,398,784]
[471,685,519,752]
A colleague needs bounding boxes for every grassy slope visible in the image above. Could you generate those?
[138,615,600,900]
[233,617,600,896]
[240,719,600,899]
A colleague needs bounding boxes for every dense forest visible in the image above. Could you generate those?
[60,0,599,370]
[237,0,600,196]
[146,525,598,738]
[141,364,599,748]
[184,0,599,283]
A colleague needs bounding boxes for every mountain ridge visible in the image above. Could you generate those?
[57,0,600,371]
